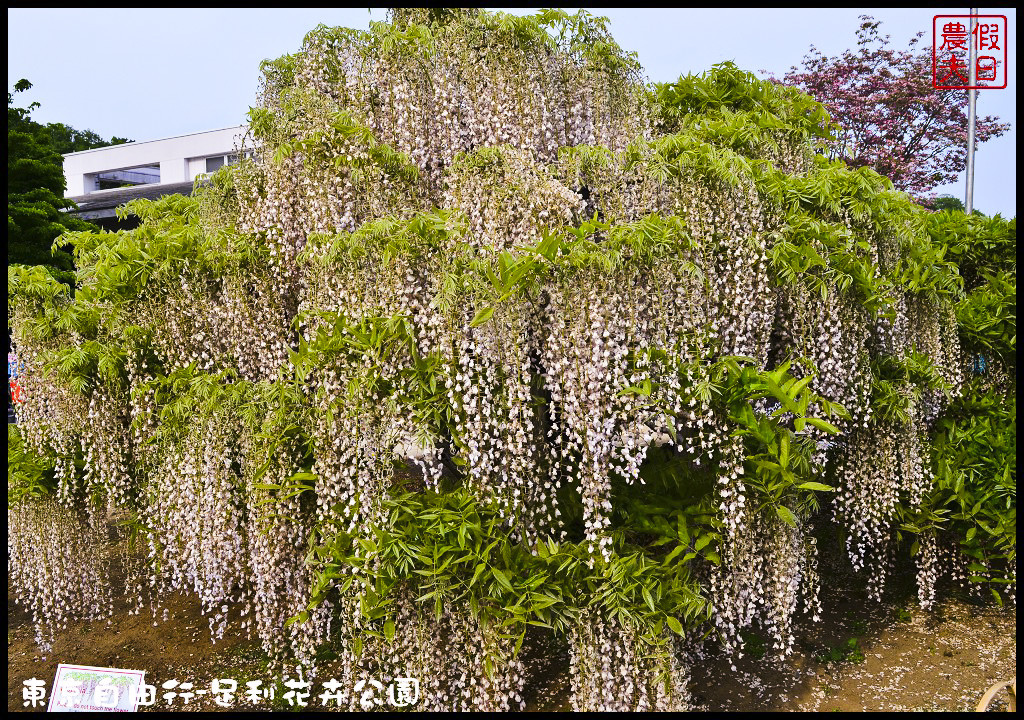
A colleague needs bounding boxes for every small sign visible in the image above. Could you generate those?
[933,15,1008,89]
[48,664,147,713]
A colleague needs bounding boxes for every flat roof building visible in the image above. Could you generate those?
[62,125,249,230]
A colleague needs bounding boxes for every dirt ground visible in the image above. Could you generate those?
[9,580,1016,712]
[687,590,1017,712]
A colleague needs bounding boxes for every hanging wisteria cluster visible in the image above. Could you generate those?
[8,7,1015,710]
[569,610,691,711]
[8,500,113,650]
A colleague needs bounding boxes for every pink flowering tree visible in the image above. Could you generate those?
[773,16,1009,198]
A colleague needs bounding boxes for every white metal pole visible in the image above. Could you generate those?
[965,8,978,213]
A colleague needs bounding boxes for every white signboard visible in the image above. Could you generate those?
[47,664,146,713]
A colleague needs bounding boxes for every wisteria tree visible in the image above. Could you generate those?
[775,16,1010,197]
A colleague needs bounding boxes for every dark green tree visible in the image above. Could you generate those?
[8,79,131,277]
[44,123,131,155]
[927,195,966,213]
[923,194,987,217]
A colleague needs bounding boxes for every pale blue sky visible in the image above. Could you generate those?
[7,7,1017,216]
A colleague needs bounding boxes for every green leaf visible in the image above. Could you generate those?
[797,482,834,492]
[470,306,494,327]
[776,505,797,527]
[665,545,686,564]
[666,616,684,636]
[491,567,513,592]
[675,514,690,546]
[805,418,839,434]
[764,375,801,415]
[789,375,813,398]
[384,620,396,643]
[285,610,309,627]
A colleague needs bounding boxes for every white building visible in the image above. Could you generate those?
[62,125,250,229]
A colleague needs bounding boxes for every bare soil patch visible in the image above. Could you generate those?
[688,590,1016,712]
[10,580,1014,712]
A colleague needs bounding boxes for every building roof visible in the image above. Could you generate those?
[67,181,198,220]
[62,124,250,198]
[62,126,247,157]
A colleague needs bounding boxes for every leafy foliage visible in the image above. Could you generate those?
[8,424,59,506]
[897,212,1015,603]
[8,79,130,274]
